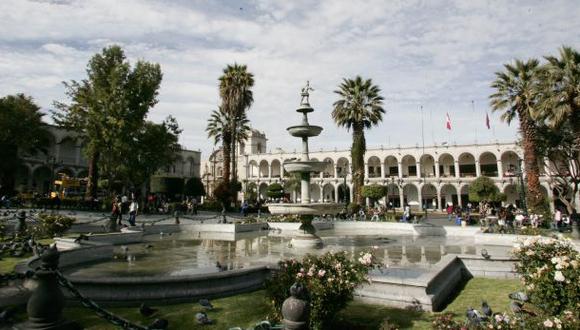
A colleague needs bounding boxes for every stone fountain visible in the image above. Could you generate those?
[267,82,342,248]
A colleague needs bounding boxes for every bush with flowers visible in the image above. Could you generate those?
[512,236,580,316]
[265,250,380,330]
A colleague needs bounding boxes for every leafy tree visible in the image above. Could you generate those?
[534,46,580,152]
[213,180,237,211]
[468,177,505,203]
[361,184,387,205]
[53,45,163,198]
[490,59,544,212]
[184,177,206,197]
[244,182,257,202]
[266,182,285,199]
[536,122,579,214]
[206,106,232,184]
[150,177,184,197]
[332,76,385,206]
[0,94,50,195]
[218,64,254,182]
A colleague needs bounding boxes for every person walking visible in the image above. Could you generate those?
[112,197,122,225]
[128,199,139,226]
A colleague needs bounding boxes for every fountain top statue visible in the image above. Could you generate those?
[300,80,314,106]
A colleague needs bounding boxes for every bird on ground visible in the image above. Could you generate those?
[482,301,492,317]
[508,291,529,302]
[510,301,523,314]
[148,318,168,329]
[145,244,154,249]
[466,307,482,325]
[199,299,213,310]
[195,312,213,325]
[481,249,491,260]
[216,262,227,272]
[139,303,158,317]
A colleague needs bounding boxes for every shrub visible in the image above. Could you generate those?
[32,213,75,238]
[512,236,580,316]
[265,250,379,330]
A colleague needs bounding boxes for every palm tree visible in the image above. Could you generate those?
[534,46,580,151]
[218,64,254,182]
[206,106,232,184]
[332,76,385,206]
[490,59,544,212]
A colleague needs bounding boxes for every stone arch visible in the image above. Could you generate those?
[384,155,398,177]
[338,183,350,204]
[501,151,520,176]
[479,152,498,177]
[503,184,519,207]
[15,165,31,192]
[259,160,269,177]
[420,154,435,177]
[438,153,455,177]
[322,158,334,178]
[322,183,335,202]
[310,183,321,203]
[401,155,417,177]
[258,182,268,200]
[403,183,419,205]
[385,183,400,208]
[421,183,437,209]
[271,159,281,178]
[186,156,196,177]
[32,166,52,194]
[460,184,470,207]
[440,184,458,207]
[336,157,349,177]
[248,160,258,178]
[367,156,381,178]
[458,152,476,177]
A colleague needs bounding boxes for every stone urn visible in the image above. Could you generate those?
[281,282,309,330]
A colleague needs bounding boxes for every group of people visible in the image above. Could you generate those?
[111,194,139,226]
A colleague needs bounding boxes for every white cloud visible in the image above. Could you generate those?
[0,0,578,158]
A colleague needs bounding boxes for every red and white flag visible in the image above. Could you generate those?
[485,112,491,129]
[445,113,452,130]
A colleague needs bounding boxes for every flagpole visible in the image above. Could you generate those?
[472,100,477,144]
[430,106,434,145]
[421,105,425,154]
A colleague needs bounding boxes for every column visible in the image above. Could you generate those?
[437,188,442,211]
[334,165,338,178]
[364,162,369,178]
[454,160,460,178]
[397,162,403,178]
[435,161,440,178]
[416,162,422,178]
[349,184,354,203]
[475,160,481,177]
[381,163,386,179]
[497,159,503,178]
[335,185,340,203]
[268,164,272,178]
[417,184,423,208]
[457,186,463,207]
[399,189,404,209]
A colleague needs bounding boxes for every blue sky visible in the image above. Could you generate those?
[1,0,579,157]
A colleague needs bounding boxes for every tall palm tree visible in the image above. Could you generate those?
[218,64,254,182]
[534,46,580,151]
[490,59,544,212]
[332,76,385,206]
[206,106,232,184]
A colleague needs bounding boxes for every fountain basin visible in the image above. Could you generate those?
[287,125,322,138]
[283,161,328,173]
[267,203,343,215]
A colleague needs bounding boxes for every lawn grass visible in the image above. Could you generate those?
[61,278,521,330]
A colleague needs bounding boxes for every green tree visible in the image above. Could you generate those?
[244,182,257,203]
[206,106,232,184]
[150,177,184,197]
[218,64,254,182]
[468,177,504,203]
[184,177,206,197]
[332,76,385,206]
[266,182,285,199]
[0,94,50,195]
[361,184,387,205]
[534,46,580,152]
[53,45,163,198]
[490,59,544,212]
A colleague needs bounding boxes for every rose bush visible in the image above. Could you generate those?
[265,250,380,330]
[32,213,75,238]
[512,236,580,316]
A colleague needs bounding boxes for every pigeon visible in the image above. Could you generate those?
[510,301,523,314]
[508,291,529,302]
[216,262,227,272]
[148,318,168,329]
[199,299,213,310]
[139,303,158,317]
[482,301,492,317]
[466,307,482,325]
[145,244,154,249]
[195,312,213,325]
[481,249,491,260]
